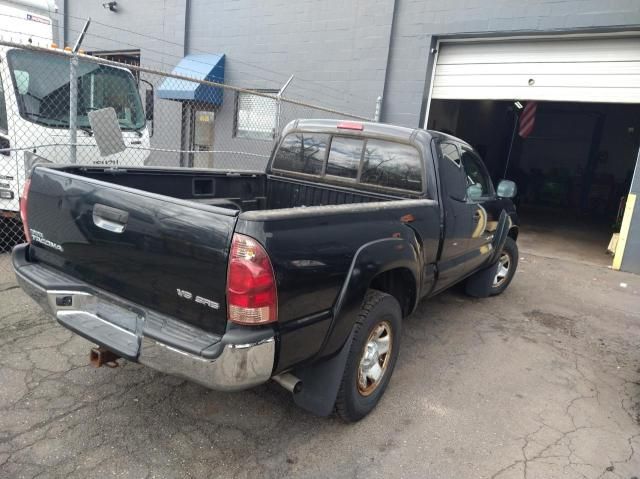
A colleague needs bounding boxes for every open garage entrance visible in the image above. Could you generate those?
[428,100,640,266]
[426,36,640,267]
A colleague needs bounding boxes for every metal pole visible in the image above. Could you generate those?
[275,75,294,137]
[69,54,78,163]
[503,109,519,179]
[69,17,91,164]
[374,96,383,122]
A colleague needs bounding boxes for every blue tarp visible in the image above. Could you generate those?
[157,54,225,105]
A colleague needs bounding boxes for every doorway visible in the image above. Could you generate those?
[428,99,640,266]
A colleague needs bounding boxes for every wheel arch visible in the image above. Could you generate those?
[369,267,416,318]
[321,237,419,359]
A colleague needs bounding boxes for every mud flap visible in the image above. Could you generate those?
[488,210,511,265]
[291,328,355,417]
[465,210,511,298]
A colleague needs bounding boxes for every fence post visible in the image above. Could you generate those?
[275,75,294,138]
[374,96,383,122]
[69,54,78,163]
[69,17,91,164]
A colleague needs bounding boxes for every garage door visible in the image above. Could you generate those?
[432,36,640,103]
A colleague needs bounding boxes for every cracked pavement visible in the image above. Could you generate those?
[0,251,639,478]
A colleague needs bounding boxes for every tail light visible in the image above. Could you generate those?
[227,233,277,325]
[19,179,31,243]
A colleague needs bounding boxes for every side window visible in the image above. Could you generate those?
[271,133,328,175]
[361,139,422,192]
[461,148,493,200]
[326,136,363,180]
[438,142,467,201]
[440,142,461,167]
[0,73,7,132]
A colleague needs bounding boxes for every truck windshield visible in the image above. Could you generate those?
[7,49,145,131]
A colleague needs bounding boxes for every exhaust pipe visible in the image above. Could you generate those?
[273,372,302,394]
[90,346,121,368]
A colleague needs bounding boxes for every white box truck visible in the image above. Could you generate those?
[0,0,150,233]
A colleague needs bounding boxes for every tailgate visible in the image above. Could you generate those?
[25,167,236,335]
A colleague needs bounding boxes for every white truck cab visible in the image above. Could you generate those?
[0,0,150,219]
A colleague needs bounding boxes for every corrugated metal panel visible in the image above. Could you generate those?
[432,37,640,103]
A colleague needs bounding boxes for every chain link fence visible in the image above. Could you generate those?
[0,40,370,275]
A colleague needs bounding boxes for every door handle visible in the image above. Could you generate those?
[93,204,129,233]
[473,211,481,223]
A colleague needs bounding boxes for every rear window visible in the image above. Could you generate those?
[326,137,364,180]
[272,132,424,194]
[271,133,328,175]
[361,140,422,192]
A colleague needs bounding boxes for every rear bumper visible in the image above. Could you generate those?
[12,244,275,392]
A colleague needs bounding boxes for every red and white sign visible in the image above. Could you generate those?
[518,101,538,138]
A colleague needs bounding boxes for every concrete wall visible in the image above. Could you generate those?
[187,0,394,168]
[64,0,186,68]
[188,0,392,116]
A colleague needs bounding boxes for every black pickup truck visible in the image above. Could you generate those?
[13,119,519,421]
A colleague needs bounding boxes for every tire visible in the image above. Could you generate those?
[489,237,518,296]
[335,290,402,422]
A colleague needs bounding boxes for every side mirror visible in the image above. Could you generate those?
[0,136,10,156]
[145,88,154,122]
[467,183,483,201]
[142,81,154,137]
[497,179,517,198]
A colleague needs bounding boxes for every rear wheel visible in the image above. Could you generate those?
[335,290,401,422]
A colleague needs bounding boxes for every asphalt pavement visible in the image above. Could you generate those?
[0,251,639,478]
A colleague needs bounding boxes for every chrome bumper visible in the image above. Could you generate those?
[139,337,274,392]
[14,260,275,392]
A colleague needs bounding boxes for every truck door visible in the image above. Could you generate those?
[434,141,483,291]
[459,146,499,272]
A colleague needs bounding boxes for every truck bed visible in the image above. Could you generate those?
[68,166,398,213]
[22,165,425,340]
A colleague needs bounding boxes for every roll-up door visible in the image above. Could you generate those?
[432,37,640,103]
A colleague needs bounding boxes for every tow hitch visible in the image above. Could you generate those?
[90,346,121,368]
